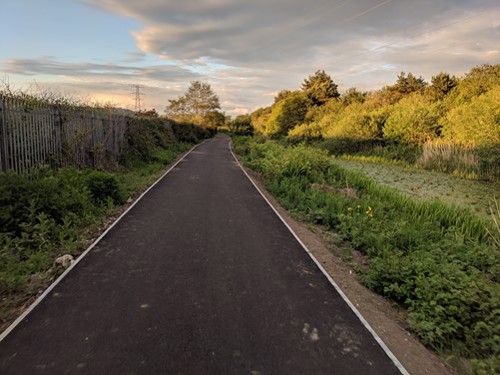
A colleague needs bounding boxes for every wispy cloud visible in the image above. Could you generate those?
[3,0,499,115]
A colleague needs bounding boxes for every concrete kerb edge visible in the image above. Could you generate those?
[0,140,207,343]
[228,140,410,375]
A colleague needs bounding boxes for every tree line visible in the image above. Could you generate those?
[231,64,499,149]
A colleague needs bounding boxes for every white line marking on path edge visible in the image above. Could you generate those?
[229,140,410,375]
[0,141,207,343]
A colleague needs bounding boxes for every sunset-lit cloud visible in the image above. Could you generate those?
[1,0,498,116]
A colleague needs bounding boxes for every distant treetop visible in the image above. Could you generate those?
[302,70,340,105]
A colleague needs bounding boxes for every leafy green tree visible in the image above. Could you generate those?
[250,106,272,134]
[445,64,500,104]
[202,110,226,130]
[428,72,458,99]
[341,88,367,106]
[165,81,221,123]
[376,72,427,105]
[302,70,339,105]
[274,90,293,104]
[394,72,427,95]
[266,92,310,136]
[325,103,385,140]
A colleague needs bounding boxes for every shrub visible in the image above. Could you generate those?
[324,103,385,140]
[441,87,500,147]
[265,92,310,136]
[86,171,123,205]
[170,121,213,143]
[384,94,441,144]
[288,122,323,140]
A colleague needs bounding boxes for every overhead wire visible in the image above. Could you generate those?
[274,0,395,54]
[254,0,357,52]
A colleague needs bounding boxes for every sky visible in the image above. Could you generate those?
[1,0,499,116]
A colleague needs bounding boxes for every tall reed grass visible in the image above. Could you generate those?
[417,140,499,182]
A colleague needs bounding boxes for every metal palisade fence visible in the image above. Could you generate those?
[0,95,128,173]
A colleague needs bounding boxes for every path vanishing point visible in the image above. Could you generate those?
[0,136,408,374]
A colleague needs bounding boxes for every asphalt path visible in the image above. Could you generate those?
[0,136,405,374]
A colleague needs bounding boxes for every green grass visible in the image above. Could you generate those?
[234,136,499,373]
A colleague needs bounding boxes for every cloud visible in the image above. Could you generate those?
[85,0,491,66]
[1,57,199,82]
[2,57,139,78]
[79,0,499,114]
[1,57,202,111]
[6,0,499,116]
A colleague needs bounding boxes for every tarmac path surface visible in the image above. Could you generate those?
[0,136,406,374]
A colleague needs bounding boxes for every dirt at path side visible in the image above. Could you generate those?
[242,167,456,375]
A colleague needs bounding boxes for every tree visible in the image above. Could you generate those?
[202,110,226,130]
[266,91,309,136]
[250,106,272,134]
[449,64,500,101]
[441,87,500,146]
[341,88,367,106]
[230,114,253,135]
[428,72,458,100]
[377,72,428,105]
[393,72,427,95]
[302,70,339,105]
[136,108,159,117]
[274,90,293,104]
[165,81,221,123]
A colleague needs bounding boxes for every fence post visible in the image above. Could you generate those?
[0,97,7,172]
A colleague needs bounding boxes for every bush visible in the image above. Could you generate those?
[246,141,330,182]
[0,168,96,297]
[0,168,92,236]
[384,94,441,144]
[86,171,123,205]
[324,103,385,140]
[288,122,323,140]
[170,121,213,143]
[441,87,500,147]
[123,117,176,163]
[265,92,310,136]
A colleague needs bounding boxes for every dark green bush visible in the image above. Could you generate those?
[171,121,213,143]
[0,168,91,236]
[85,171,123,205]
[123,117,176,163]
